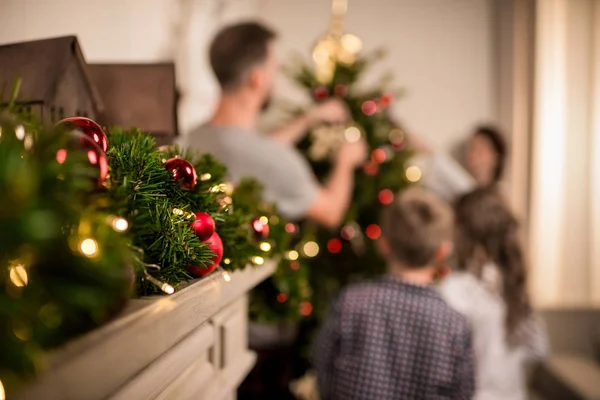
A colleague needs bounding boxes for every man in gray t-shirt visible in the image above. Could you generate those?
[180,22,366,227]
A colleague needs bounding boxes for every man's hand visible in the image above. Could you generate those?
[307,99,349,126]
[337,138,368,168]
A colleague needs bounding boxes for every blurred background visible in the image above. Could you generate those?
[1,0,599,398]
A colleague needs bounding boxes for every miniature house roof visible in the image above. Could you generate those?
[0,35,103,113]
[88,63,178,145]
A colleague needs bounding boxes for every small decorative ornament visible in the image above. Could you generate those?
[56,117,108,152]
[56,132,109,187]
[361,100,377,116]
[334,83,348,98]
[191,212,215,241]
[313,86,329,100]
[164,157,197,190]
[252,218,270,240]
[188,232,223,277]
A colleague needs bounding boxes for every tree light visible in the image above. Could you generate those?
[287,250,299,261]
[15,125,25,140]
[112,217,129,232]
[405,166,423,182]
[344,126,361,143]
[200,173,211,181]
[259,216,269,225]
[303,241,320,258]
[9,264,28,287]
[260,242,272,252]
[223,258,231,265]
[80,238,99,257]
[252,256,265,265]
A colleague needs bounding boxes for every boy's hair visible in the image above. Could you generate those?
[209,21,277,92]
[381,188,453,267]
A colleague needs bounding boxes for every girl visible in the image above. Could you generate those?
[440,188,548,400]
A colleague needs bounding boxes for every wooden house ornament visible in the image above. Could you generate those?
[0,35,103,123]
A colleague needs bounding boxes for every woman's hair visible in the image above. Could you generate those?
[474,125,507,182]
[454,187,530,343]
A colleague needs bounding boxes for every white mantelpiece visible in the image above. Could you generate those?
[14,261,276,400]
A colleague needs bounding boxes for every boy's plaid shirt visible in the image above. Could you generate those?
[314,275,475,400]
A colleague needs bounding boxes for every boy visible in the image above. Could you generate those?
[314,188,475,400]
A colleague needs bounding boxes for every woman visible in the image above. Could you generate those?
[410,125,508,203]
[439,188,548,400]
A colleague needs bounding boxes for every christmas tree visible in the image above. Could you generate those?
[288,10,415,325]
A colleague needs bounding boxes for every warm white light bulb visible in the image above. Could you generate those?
[303,241,320,258]
[405,166,423,183]
[80,238,98,257]
[112,217,129,232]
[260,242,272,252]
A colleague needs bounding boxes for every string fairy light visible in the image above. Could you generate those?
[286,250,299,261]
[260,242,272,252]
[303,241,320,258]
[223,258,231,265]
[111,217,129,232]
[252,256,265,266]
[79,238,99,257]
[130,246,175,294]
[9,263,28,287]
[218,266,232,282]
[405,166,423,183]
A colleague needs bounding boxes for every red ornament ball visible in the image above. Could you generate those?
[366,224,382,240]
[299,301,313,317]
[188,232,223,277]
[57,117,108,152]
[164,158,197,190]
[314,86,329,100]
[361,100,377,116]
[371,148,387,164]
[378,93,394,108]
[327,238,343,254]
[363,161,379,176]
[378,189,394,205]
[56,132,108,187]
[252,218,270,239]
[334,84,348,98]
[191,212,215,241]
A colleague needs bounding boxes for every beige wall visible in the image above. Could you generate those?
[258,0,498,153]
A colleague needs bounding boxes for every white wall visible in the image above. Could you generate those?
[0,0,259,132]
[258,0,497,152]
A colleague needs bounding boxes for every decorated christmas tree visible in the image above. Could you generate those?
[287,2,416,324]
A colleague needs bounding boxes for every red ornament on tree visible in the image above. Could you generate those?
[164,158,197,190]
[361,100,377,116]
[191,212,215,241]
[188,232,223,277]
[56,132,108,187]
[57,117,108,152]
[252,218,270,240]
[334,84,348,98]
[314,86,329,100]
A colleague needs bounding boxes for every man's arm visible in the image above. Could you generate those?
[270,99,349,145]
[305,139,367,228]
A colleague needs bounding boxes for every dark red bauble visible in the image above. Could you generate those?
[191,212,215,241]
[334,84,348,98]
[164,158,197,190]
[55,132,108,187]
[314,86,329,100]
[188,232,223,277]
[57,117,108,152]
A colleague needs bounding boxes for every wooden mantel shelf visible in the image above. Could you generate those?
[15,261,276,400]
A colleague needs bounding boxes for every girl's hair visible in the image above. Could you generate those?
[454,187,531,343]
[474,125,507,183]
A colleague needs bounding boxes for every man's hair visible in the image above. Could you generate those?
[209,21,276,92]
[381,188,453,268]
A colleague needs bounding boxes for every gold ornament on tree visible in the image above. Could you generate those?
[312,0,363,84]
[308,124,362,161]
